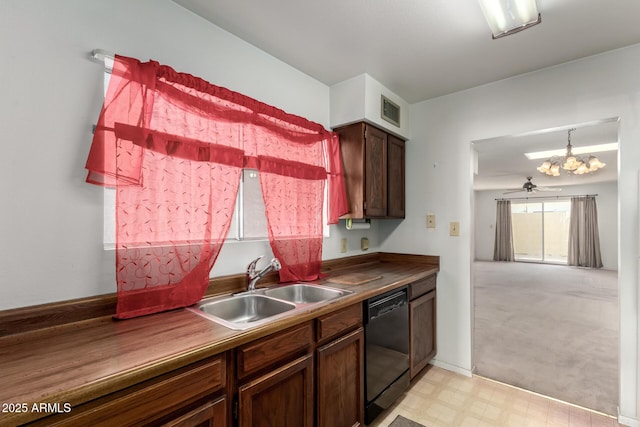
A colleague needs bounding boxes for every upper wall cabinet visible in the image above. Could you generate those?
[335,122,405,219]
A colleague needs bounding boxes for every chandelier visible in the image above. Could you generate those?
[536,129,606,176]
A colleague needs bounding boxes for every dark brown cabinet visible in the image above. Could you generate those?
[335,122,405,219]
[316,304,364,427]
[409,274,437,379]
[235,322,314,427]
[386,135,405,218]
[26,354,228,427]
[233,311,364,427]
[238,354,314,427]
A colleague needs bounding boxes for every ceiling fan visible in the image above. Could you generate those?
[503,176,562,194]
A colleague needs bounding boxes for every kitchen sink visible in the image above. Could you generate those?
[194,294,295,329]
[190,284,352,330]
[263,283,349,304]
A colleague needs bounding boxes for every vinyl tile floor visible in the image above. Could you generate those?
[369,366,623,427]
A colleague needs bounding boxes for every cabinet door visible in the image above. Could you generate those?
[238,354,314,427]
[161,397,226,427]
[336,122,366,218]
[364,125,387,217]
[387,135,405,218]
[409,291,436,379]
[317,327,364,427]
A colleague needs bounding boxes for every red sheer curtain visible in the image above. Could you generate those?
[85,55,347,318]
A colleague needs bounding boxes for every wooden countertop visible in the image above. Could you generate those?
[0,254,437,426]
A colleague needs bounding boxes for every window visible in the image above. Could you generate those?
[511,200,571,263]
[90,54,346,317]
[105,168,330,249]
[101,68,329,249]
[236,169,268,240]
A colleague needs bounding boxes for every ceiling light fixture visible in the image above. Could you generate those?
[478,0,541,39]
[536,128,606,176]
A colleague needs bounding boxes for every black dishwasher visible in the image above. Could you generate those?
[364,287,410,424]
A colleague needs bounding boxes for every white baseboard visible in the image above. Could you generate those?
[429,359,473,378]
[618,409,639,427]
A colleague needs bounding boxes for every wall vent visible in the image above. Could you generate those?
[381,95,401,127]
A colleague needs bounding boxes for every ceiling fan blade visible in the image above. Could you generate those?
[537,187,562,192]
[502,189,525,194]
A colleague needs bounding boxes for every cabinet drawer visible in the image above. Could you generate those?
[409,275,436,300]
[161,396,226,427]
[316,303,362,344]
[237,321,313,380]
[27,354,226,427]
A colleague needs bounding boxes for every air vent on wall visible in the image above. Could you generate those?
[381,95,401,127]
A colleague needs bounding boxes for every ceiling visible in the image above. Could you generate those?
[473,118,619,192]
[173,0,640,103]
[172,0,629,191]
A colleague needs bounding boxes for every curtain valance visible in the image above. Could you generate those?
[85,55,347,318]
[86,55,345,189]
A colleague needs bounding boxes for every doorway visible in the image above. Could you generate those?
[511,200,570,263]
[471,118,620,415]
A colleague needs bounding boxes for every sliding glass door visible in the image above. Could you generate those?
[511,201,571,263]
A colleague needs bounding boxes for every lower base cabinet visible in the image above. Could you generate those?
[409,275,437,379]
[28,304,365,427]
[24,355,228,427]
[317,327,364,427]
[238,354,314,427]
[234,304,364,427]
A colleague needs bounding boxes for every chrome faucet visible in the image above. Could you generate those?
[247,256,281,291]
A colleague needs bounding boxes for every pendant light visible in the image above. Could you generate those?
[536,129,606,176]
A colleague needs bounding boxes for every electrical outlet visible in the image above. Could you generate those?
[450,221,460,237]
[427,213,436,228]
[340,238,347,253]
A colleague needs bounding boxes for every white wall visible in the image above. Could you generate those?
[379,46,640,421]
[330,73,411,139]
[0,0,379,310]
[3,0,639,422]
[474,181,618,270]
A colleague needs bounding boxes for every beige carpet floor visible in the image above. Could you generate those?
[473,261,619,415]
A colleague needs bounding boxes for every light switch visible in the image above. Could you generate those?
[340,238,347,253]
[427,213,436,228]
[449,221,460,237]
[361,237,369,251]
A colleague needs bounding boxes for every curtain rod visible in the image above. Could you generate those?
[90,49,114,63]
[495,194,598,201]
[90,49,114,73]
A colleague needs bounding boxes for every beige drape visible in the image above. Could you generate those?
[568,196,603,268]
[493,200,515,262]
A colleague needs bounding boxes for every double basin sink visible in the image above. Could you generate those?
[189,284,352,330]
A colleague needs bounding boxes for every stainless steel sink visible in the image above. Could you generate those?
[193,294,295,330]
[189,284,352,330]
[263,284,349,304]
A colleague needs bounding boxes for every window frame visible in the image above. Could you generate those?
[510,200,571,264]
